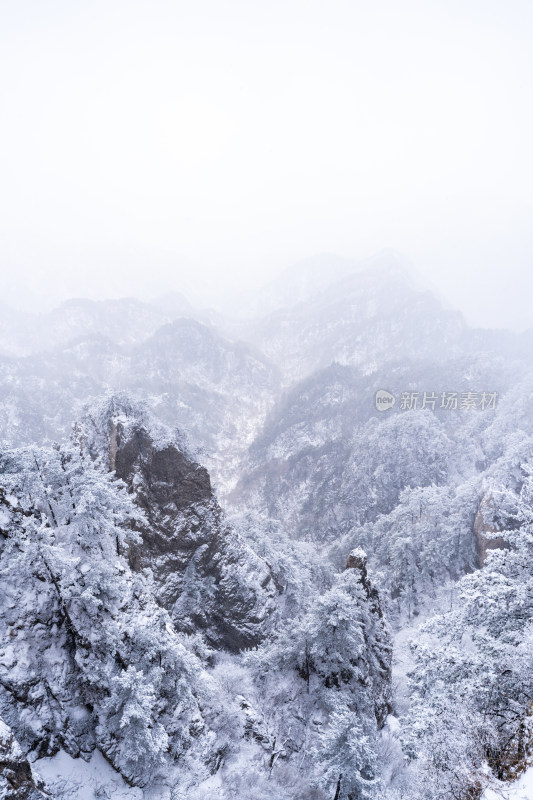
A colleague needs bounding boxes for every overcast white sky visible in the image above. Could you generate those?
[1,0,532,328]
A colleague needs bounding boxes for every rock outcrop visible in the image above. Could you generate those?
[345,548,392,726]
[474,493,511,566]
[76,395,276,651]
[0,719,50,800]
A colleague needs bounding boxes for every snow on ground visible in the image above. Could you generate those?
[483,765,533,800]
[390,588,452,716]
[35,749,143,800]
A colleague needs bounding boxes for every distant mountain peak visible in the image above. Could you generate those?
[242,249,420,318]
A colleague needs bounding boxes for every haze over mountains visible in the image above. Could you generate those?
[0,251,530,487]
[2,251,533,799]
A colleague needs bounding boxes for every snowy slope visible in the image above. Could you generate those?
[36,750,142,800]
[483,765,533,800]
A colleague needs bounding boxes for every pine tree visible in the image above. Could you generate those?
[313,693,379,800]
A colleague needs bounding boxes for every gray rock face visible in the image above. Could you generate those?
[474,492,512,566]
[345,547,368,573]
[345,549,392,727]
[77,395,276,651]
[0,719,50,800]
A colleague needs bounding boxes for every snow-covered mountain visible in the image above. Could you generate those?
[238,250,417,318]
[1,252,533,799]
[0,294,223,359]
[0,317,280,496]
[0,398,392,798]
[242,255,466,382]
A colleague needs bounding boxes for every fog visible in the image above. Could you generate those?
[1,0,532,329]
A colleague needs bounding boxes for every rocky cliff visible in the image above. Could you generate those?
[76,395,276,651]
[0,719,49,800]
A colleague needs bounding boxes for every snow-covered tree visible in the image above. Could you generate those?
[313,694,378,800]
[0,441,209,785]
[404,465,533,796]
